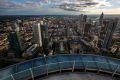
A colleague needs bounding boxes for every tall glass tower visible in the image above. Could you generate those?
[33,23,42,47]
[102,19,118,49]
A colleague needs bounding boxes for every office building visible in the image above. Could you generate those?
[33,23,42,47]
[33,21,49,55]
[23,44,39,58]
[41,22,49,55]
[8,32,22,57]
[8,21,26,57]
[102,19,118,50]
[99,12,104,25]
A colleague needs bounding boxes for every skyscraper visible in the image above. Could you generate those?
[79,14,87,38]
[8,32,22,57]
[102,19,118,50]
[8,22,24,57]
[33,21,49,55]
[97,12,104,37]
[83,15,87,22]
[33,23,42,47]
[41,22,49,55]
[99,12,104,25]
[14,22,24,51]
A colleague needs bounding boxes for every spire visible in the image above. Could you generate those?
[99,12,104,24]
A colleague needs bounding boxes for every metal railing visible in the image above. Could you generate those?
[1,60,120,80]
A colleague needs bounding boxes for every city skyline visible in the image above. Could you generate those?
[0,7,120,80]
[0,0,120,15]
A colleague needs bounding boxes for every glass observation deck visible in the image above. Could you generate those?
[0,54,120,80]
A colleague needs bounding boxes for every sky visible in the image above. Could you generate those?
[0,0,120,15]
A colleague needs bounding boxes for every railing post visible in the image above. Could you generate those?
[30,68,34,80]
[97,62,101,73]
[59,62,62,73]
[31,60,34,68]
[46,64,48,76]
[84,62,87,72]
[80,55,85,71]
[11,74,15,80]
[95,61,100,73]
[112,65,119,77]
[72,61,75,72]
[15,64,18,72]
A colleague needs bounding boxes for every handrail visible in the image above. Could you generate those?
[0,54,120,71]
[1,60,120,80]
[0,54,120,80]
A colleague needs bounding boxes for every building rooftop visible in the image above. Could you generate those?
[41,72,115,80]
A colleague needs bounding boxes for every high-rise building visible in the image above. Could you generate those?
[99,12,104,25]
[8,21,27,57]
[14,22,24,51]
[41,22,49,55]
[102,19,118,50]
[33,23,42,47]
[79,14,87,38]
[95,12,104,37]
[83,15,87,22]
[8,32,22,57]
[33,21,49,55]
[84,23,92,37]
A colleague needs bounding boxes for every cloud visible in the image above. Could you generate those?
[96,0,111,7]
[23,1,41,9]
[0,0,119,15]
[0,0,113,11]
[0,1,22,9]
[0,0,41,10]
[57,0,112,12]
